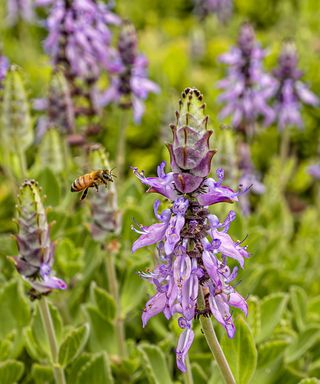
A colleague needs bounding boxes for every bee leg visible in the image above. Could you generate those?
[93,183,99,192]
[80,188,89,200]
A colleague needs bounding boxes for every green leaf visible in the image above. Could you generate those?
[0,360,24,384]
[121,259,148,317]
[298,379,320,384]
[191,362,208,384]
[31,301,63,358]
[84,305,117,355]
[247,296,261,340]
[0,280,30,357]
[30,364,54,384]
[208,362,224,384]
[138,343,173,384]
[90,283,116,321]
[221,316,257,384]
[258,339,290,367]
[256,293,288,343]
[67,353,92,384]
[76,352,114,384]
[36,167,61,206]
[290,286,307,332]
[285,326,320,363]
[58,324,90,367]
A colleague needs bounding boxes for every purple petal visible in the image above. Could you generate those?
[176,329,194,372]
[132,222,169,253]
[142,292,167,327]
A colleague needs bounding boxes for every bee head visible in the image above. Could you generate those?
[102,169,115,182]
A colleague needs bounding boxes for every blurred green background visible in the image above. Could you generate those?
[0,0,320,383]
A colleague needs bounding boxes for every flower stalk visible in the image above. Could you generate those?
[198,287,235,384]
[39,297,66,384]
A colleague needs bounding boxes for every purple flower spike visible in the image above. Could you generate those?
[308,164,320,180]
[98,21,160,123]
[12,180,67,297]
[272,42,319,130]
[132,89,249,372]
[0,53,9,84]
[194,0,233,23]
[6,0,34,25]
[218,23,276,134]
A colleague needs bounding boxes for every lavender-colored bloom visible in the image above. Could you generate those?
[132,89,249,371]
[272,43,319,130]
[98,21,160,123]
[6,0,34,25]
[0,53,9,84]
[194,0,233,23]
[11,180,67,296]
[218,23,276,133]
[40,0,120,80]
[308,164,320,180]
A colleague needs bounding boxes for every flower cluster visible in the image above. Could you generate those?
[194,0,233,23]
[272,42,319,130]
[98,21,160,123]
[11,180,67,296]
[132,88,249,371]
[6,0,34,25]
[218,23,275,133]
[40,0,120,80]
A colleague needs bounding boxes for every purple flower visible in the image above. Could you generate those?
[40,0,120,80]
[308,164,320,180]
[11,180,67,296]
[6,0,34,25]
[132,89,249,371]
[218,23,276,133]
[194,0,233,23]
[0,53,9,84]
[98,21,160,123]
[272,43,319,130]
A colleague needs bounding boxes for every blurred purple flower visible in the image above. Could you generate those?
[11,180,67,296]
[40,0,120,80]
[218,23,276,133]
[6,0,34,25]
[272,43,319,130]
[132,89,249,371]
[194,0,233,23]
[308,164,320,180]
[98,21,160,123]
[0,53,9,84]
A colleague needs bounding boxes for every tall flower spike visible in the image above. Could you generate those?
[98,21,160,123]
[218,23,276,135]
[194,0,233,23]
[11,180,67,296]
[132,88,249,373]
[6,0,35,25]
[88,144,121,241]
[41,0,120,80]
[34,70,75,140]
[0,51,9,86]
[272,42,319,130]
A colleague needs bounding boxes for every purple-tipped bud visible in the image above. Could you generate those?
[12,180,67,295]
[168,88,216,193]
[88,145,121,241]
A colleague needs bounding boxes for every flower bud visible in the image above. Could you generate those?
[12,179,66,295]
[167,88,216,193]
[88,145,121,241]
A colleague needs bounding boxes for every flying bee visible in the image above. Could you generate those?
[71,169,115,200]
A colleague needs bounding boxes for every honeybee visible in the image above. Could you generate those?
[71,169,115,200]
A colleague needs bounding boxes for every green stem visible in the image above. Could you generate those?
[280,128,290,163]
[116,109,130,182]
[104,251,127,358]
[38,298,66,384]
[198,288,236,384]
[184,355,194,384]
